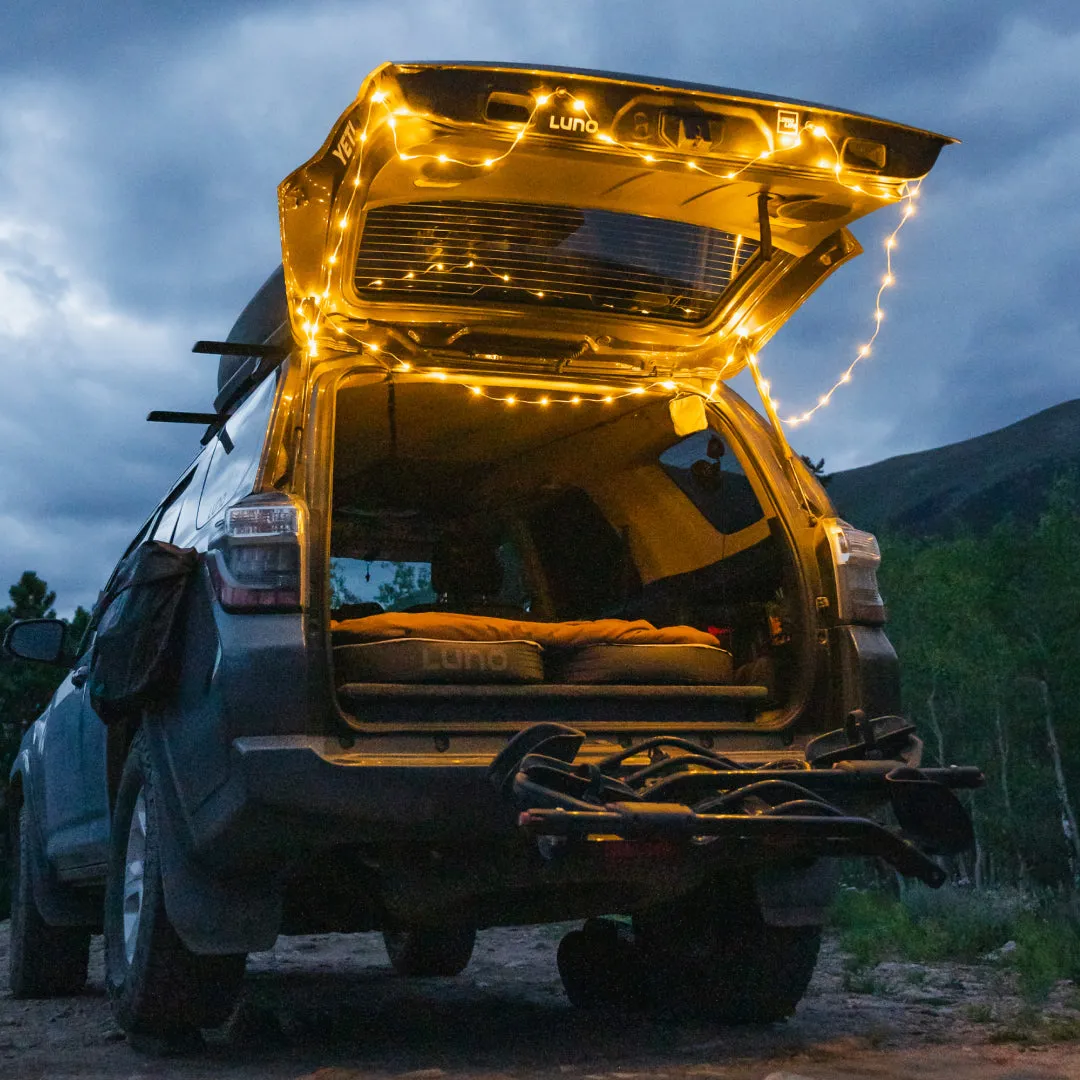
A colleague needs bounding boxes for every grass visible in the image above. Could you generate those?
[830,885,1080,1002]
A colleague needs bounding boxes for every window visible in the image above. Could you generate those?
[659,429,767,536]
[196,373,278,530]
[151,470,195,544]
[353,200,759,324]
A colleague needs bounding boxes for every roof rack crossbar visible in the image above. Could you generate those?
[192,340,289,359]
[146,410,222,425]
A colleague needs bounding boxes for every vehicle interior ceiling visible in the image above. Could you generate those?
[329,379,801,702]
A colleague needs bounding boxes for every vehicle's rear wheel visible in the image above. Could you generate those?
[104,732,245,1036]
[8,805,90,998]
[382,924,476,976]
[634,881,822,1024]
[557,918,645,1010]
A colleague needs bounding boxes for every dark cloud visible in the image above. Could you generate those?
[1,0,1078,612]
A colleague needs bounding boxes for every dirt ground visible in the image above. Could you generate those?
[2,920,1080,1080]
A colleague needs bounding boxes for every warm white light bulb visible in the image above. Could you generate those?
[572,99,586,112]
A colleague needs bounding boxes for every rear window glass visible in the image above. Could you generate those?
[353,200,759,324]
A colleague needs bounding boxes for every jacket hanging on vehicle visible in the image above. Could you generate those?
[87,540,199,723]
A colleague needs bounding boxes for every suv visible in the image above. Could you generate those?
[4,62,980,1036]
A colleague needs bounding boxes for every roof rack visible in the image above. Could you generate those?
[147,339,291,443]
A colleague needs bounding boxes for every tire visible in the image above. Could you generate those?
[8,805,90,998]
[382,924,476,976]
[634,882,822,1024]
[104,732,245,1035]
[557,919,646,1010]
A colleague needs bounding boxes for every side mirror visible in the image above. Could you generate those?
[2,618,68,665]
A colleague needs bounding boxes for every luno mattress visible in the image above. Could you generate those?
[335,637,544,684]
[548,642,733,685]
[332,612,734,686]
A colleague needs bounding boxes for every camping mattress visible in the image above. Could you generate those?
[332,612,733,686]
[335,637,543,684]
[547,642,733,685]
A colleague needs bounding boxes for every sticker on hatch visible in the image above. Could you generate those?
[777,109,801,136]
[548,113,600,135]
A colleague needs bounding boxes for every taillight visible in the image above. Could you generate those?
[208,494,303,612]
[825,519,885,624]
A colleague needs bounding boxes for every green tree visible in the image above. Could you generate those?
[878,473,1080,888]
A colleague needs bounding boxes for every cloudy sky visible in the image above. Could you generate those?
[1,0,1078,614]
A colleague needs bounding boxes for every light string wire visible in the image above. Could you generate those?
[776,179,922,427]
[292,82,925,424]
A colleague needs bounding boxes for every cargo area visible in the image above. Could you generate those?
[328,377,805,729]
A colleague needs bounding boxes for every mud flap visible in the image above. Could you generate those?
[143,727,282,954]
[13,770,100,929]
[155,788,282,954]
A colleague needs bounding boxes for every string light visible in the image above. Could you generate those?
[780,180,922,427]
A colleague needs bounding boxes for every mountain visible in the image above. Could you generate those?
[825,398,1080,537]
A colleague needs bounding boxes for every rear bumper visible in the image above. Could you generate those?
[157,728,981,953]
[228,734,513,847]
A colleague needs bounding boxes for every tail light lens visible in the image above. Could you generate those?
[208,494,303,612]
[825,519,885,625]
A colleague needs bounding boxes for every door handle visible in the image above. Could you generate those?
[70,665,90,688]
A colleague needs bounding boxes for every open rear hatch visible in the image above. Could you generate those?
[280,61,954,375]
